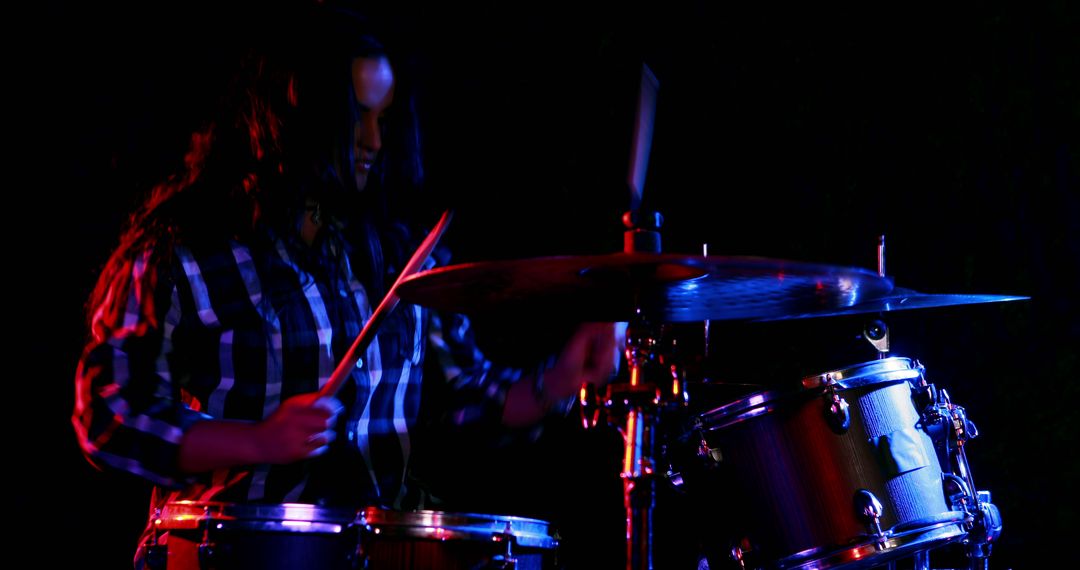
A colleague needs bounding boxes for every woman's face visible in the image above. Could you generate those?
[350,55,395,192]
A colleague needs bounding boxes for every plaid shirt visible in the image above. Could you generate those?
[73,227,530,522]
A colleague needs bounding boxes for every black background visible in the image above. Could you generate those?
[20,1,1077,568]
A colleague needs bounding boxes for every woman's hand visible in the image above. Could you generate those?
[253,393,344,463]
[178,393,344,473]
[502,321,626,427]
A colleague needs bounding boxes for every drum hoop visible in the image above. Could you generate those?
[695,357,920,431]
[157,501,360,533]
[801,357,919,389]
[772,512,969,570]
[361,508,557,549]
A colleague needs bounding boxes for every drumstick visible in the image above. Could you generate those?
[627,62,659,212]
[318,209,454,399]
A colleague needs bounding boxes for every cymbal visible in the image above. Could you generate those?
[753,287,1030,321]
[396,253,895,322]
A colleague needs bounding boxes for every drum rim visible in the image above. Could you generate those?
[800,356,920,389]
[770,511,970,570]
[361,507,557,549]
[157,501,360,533]
[695,357,920,431]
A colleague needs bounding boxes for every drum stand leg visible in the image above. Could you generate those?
[607,211,688,569]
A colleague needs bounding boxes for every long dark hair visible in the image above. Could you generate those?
[85,5,424,339]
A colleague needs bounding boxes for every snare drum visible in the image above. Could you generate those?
[359,508,558,570]
[147,501,361,569]
[690,357,970,569]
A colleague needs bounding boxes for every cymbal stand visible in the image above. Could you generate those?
[605,315,667,570]
[601,210,687,570]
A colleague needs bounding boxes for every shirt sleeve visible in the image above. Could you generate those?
[72,248,211,488]
[427,311,562,442]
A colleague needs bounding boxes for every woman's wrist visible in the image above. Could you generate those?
[533,356,576,415]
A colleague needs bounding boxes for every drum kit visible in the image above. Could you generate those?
[145,209,1023,569]
[391,214,1019,570]
[144,63,1024,570]
[150,503,557,569]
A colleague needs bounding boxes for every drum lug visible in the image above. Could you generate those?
[197,503,217,568]
[853,489,887,545]
[144,508,167,570]
[825,394,851,433]
[695,427,723,465]
[729,538,753,570]
[489,521,519,569]
[822,378,851,433]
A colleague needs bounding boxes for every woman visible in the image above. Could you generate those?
[73,6,619,567]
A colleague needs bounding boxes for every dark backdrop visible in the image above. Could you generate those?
[21,1,1076,568]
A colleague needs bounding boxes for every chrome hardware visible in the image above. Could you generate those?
[489,521,519,569]
[144,508,167,570]
[964,490,1003,567]
[942,473,973,510]
[198,504,216,568]
[863,318,890,355]
[730,540,749,570]
[822,375,851,433]
[854,489,886,544]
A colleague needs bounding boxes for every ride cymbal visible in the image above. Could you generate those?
[753,287,1029,321]
[396,253,894,322]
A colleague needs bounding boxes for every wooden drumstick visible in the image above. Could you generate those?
[627,62,659,212]
[318,209,453,399]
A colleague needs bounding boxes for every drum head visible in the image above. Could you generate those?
[695,357,921,431]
